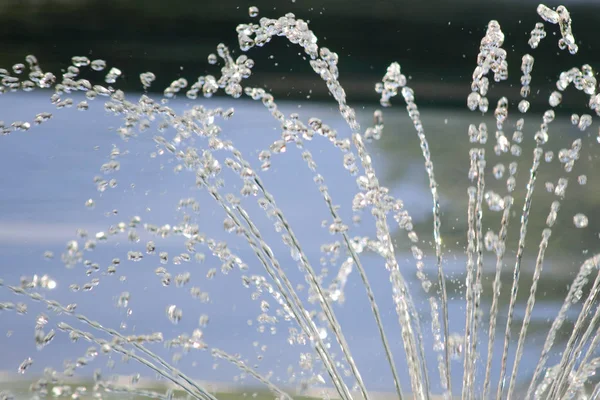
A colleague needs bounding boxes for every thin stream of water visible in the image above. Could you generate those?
[507,227,551,399]
[525,255,600,400]
[547,269,600,397]
[496,146,543,400]
[482,197,513,399]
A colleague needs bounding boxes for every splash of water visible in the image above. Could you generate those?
[1,3,600,400]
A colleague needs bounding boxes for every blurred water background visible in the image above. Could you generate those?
[1,0,600,397]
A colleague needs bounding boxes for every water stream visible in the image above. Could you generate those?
[1,3,600,399]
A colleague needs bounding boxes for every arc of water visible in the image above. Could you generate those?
[307,158,405,399]
[194,173,353,400]
[239,18,444,396]
[592,381,600,400]
[323,56,432,399]
[75,89,356,399]
[482,196,513,399]
[319,177,405,400]
[245,87,404,399]
[462,184,477,400]
[570,307,600,392]
[168,79,368,398]
[59,325,211,400]
[466,19,508,399]
[251,181,371,400]
[381,71,451,397]
[505,228,551,399]
[496,146,543,400]
[0,283,217,400]
[562,303,600,398]
[352,133,430,400]
[237,16,432,395]
[227,159,371,399]
[234,205,354,400]
[546,268,600,398]
[157,101,356,397]
[212,349,293,400]
[144,130,355,399]
[468,152,486,400]
[459,148,487,400]
[524,255,600,400]
[98,382,181,400]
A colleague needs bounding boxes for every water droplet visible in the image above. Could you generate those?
[16,303,27,314]
[512,130,523,143]
[90,59,106,71]
[549,91,562,107]
[485,231,499,251]
[574,213,589,228]
[223,217,236,233]
[510,144,522,157]
[467,92,481,111]
[166,305,183,324]
[18,357,33,374]
[249,6,259,17]
[71,56,90,67]
[175,272,190,287]
[260,300,269,312]
[534,130,548,145]
[36,314,49,328]
[199,314,209,327]
[105,67,122,84]
[571,113,580,125]
[518,100,530,113]
[270,140,286,153]
[12,63,25,74]
[447,333,464,360]
[485,191,505,211]
[33,112,52,125]
[21,81,35,92]
[159,252,168,264]
[537,4,559,23]
[127,251,143,262]
[555,177,569,197]
[117,292,130,308]
[140,72,156,89]
[318,327,327,340]
[207,268,217,279]
[578,114,592,131]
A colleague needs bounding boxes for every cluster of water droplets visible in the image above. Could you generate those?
[1,3,600,400]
